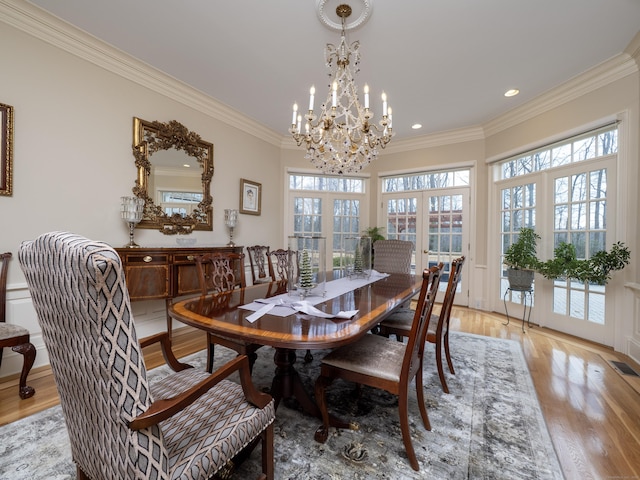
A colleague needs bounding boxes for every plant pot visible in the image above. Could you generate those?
[507,268,534,291]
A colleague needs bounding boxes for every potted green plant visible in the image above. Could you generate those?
[362,226,385,243]
[538,241,630,285]
[363,226,385,267]
[503,227,541,291]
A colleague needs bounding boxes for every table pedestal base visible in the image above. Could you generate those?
[270,348,351,430]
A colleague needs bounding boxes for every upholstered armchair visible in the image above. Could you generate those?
[19,232,275,480]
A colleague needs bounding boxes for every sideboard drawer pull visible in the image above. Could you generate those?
[187,255,195,261]
[143,256,153,263]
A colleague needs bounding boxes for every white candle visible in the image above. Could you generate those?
[292,103,298,125]
[388,107,392,128]
[309,86,315,111]
[305,122,310,134]
[332,82,337,107]
[381,92,387,116]
[363,84,369,109]
[297,115,302,134]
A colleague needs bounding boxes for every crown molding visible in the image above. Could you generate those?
[281,125,485,155]
[483,53,638,138]
[0,0,282,146]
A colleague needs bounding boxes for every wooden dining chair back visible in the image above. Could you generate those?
[194,252,246,294]
[19,232,275,480]
[372,239,413,274]
[314,263,443,471]
[268,248,298,282]
[0,252,36,399]
[379,255,466,393]
[194,252,262,373]
[246,245,273,284]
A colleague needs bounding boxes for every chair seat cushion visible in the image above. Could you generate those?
[151,368,275,479]
[0,323,30,341]
[382,309,440,337]
[321,334,405,383]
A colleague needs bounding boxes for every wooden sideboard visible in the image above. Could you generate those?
[115,245,244,335]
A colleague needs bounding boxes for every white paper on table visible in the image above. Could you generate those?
[243,298,358,321]
[245,302,275,323]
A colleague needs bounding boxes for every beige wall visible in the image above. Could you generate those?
[0,15,283,373]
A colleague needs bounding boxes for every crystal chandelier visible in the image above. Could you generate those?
[289,4,393,175]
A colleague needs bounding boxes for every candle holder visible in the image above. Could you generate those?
[224,209,238,246]
[121,196,145,248]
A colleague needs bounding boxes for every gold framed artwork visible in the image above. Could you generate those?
[240,178,261,215]
[1,102,13,196]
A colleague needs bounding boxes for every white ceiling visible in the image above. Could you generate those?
[27,0,640,141]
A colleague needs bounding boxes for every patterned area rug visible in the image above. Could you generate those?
[0,332,564,479]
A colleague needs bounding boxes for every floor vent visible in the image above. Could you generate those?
[610,360,640,377]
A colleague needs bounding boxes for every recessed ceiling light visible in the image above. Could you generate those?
[183,164,191,168]
[411,123,422,130]
[504,89,520,97]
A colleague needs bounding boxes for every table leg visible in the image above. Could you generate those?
[270,348,351,430]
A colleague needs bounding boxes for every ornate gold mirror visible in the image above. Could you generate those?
[1,102,13,197]
[132,117,213,234]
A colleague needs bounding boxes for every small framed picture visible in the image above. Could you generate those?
[240,178,261,215]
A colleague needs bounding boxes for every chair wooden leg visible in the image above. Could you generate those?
[398,386,419,471]
[77,465,89,479]
[13,342,36,399]
[444,331,455,374]
[313,375,334,443]
[207,335,215,373]
[261,423,274,480]
[435,336,449,394]
[414,362,431,431]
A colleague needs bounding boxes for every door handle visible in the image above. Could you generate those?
[423,250,429,254]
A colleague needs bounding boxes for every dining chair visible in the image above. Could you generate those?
[372,239,414,274]
[314,263,443,471]
[0,252,36,399]
[268,248,314,363]
[378,256,466,394]
[194,252,263,373]
[268,248,300,281]
[246,245,274,285]
[19,232,275,480]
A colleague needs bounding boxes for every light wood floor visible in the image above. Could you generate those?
[2,307,640,479]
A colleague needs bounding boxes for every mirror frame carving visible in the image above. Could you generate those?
[132,117,214,234]
[1,102,13,197]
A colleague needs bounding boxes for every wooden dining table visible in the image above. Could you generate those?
[168,272,422,424]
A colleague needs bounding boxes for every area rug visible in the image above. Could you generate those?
[0,332,564,479]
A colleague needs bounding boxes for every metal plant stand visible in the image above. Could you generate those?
[503,287,533,332]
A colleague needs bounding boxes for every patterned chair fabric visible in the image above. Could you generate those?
[372,239,413,274]
[19,232,275,480]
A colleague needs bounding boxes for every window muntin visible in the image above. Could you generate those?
[382,169,470,192]
[289,174,364,193]
[500,126,617,180]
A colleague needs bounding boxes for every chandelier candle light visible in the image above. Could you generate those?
[289,3,393,175]
[121,196,145,248]
[224,209,238,246]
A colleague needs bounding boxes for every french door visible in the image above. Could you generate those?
[383,188,469,305]
[496,157,617,345]
[289,193,367,273]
